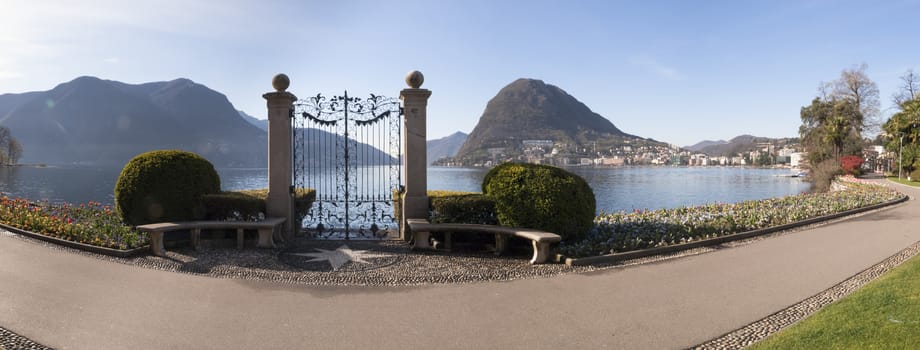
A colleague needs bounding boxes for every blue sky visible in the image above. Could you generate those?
[2,0,918,146]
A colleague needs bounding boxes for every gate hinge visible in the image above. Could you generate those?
[289,185,295,194]
[289,108,294,119]
[399,106,404,116]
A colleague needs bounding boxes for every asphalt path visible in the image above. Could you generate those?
[1,182,919,350]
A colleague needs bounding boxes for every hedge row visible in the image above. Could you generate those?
[428,190,497,225]
[202,188,316,222]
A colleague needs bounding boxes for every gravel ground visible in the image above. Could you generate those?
[0,327,53,350]
[2,231,602,286]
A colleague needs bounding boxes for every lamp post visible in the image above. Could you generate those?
[899,134,904,180]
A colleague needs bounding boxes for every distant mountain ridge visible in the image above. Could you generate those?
[688,135,799,156]
[427,131,467,164]
[0,76,267,167]
[684,139,728,152]
[295,128,396,166]
[452,78,660,164]
[239,110,268,131]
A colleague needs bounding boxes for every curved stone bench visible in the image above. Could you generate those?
[406,219,561,264]
[137,217,286,257]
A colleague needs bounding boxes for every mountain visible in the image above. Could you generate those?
[0,91,41,114]
[239,110,268,131]
[690,135,799,156]
[684,139,728,152]
[0,76,266,167]
[452,78,657,164]
[427,131,467,164]
[294,127,396,166]
[238,111,390,164]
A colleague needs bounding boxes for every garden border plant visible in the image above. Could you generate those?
[562,177,907,265]
[0,198,149,257]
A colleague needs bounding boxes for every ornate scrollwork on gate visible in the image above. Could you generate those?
[292,92,402,239]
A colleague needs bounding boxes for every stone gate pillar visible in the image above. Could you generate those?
[264,74,297,241]
[399,71,431,240]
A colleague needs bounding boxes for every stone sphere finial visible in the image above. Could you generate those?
[405,70,424,89]
[272,74,290,92]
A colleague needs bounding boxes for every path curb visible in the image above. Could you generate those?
[0,224,148,258]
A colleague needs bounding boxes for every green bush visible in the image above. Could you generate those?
[202,191,266,221]
[482,162,595,241]
[428,190,497,224]
[911,168,920,182]
[392,190,497,224]
[115,150,221,225]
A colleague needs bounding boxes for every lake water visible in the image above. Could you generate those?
[0,165,810,213]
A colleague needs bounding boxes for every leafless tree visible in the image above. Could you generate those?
[817,81,833,101]
[892,69,920,108]
[830,63,880,135]
[0,127,11,152]
[7,138,22,165]
[0,127,23,165]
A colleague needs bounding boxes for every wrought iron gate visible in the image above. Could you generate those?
[292,92,402,239]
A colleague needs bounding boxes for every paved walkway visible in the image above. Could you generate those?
[2,183,919,350]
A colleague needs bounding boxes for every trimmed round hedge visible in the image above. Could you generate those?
[115,150,221,226]
[482,162,595,241]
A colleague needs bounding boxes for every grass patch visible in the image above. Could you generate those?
[749,253,920,349]
[888,177,920,187]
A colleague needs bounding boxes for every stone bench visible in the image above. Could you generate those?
[406,219,561,264]
[137,217,286,257]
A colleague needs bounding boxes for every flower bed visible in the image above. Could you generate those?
[0,197,147,250]
[558,180,903,258]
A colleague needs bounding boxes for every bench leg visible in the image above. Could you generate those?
[530,241,552,264]
[272,224,285,246]
[432,231,453,251]
[412,230,432,250]
[191,228,201,251]
[237,228,244,249]
[256,228,275,248]
[149,231,166,257]
[494,234,509,256]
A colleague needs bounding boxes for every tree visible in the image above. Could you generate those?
[892,69,920,108]
[882,96,920,176]
[6,138,22,165]
[801,98,833,163]
[756,152,773,166]
[831,63,880,135]
[800,98,863,164]
[841,155,864,175]
[0,127,10,153]
[902,144,920,176]
[0,127,23,165]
